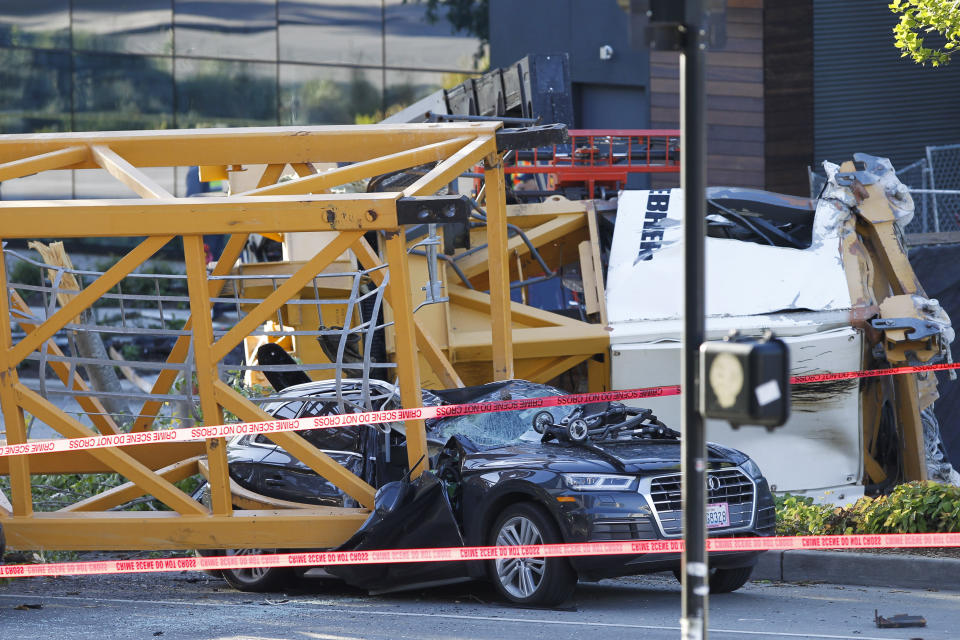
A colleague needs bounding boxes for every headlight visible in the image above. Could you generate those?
[740,458,763,478]
[562,473,637,491]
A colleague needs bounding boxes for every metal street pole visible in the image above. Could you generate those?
[680,0,708,638]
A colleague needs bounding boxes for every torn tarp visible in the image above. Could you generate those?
[912,294,956,372]
[824,157,958,485]
[324,471,470,593]
[853,153,915,231]
[922,407,960,485]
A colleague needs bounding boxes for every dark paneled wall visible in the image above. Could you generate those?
[649,0,765,189]
[813,0,960,172]
[764,0,814,195]
[489,0,649,89]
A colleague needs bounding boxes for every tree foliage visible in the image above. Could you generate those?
[890,0,960,66]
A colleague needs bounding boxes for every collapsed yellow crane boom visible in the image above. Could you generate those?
[0,123,521,551]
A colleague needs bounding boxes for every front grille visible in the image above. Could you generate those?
[756,505,776,534]
[755,482,777,534]
[590,519,657,541]
[648,468,755,536]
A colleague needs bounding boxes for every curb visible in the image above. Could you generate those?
[752,550,960,591]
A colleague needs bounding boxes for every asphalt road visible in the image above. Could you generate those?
[0,569,955,640]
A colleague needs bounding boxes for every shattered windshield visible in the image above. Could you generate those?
[429,382,570,447]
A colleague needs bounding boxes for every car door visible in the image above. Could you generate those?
[230,399,303,498]
[252,399,368,507]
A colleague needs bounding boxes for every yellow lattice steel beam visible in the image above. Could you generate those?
[0,123,501,167]
[132,233,250,433]
[0,244,33,517]
[90,145,174,199]
[483,152,514,381]
[0,145,88,182]
[3,508,372,551]
[402,136,496,197]
[0,122,507,552]
[384,231,430,478]
[0,194,400,238]
[351,236,463,389]
[62,456,203,513]
[184,234,232,516]
[243,137,473,197]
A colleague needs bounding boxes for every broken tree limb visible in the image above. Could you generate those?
[27,241,133,427]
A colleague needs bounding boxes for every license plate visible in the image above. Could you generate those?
[706,502,730,529]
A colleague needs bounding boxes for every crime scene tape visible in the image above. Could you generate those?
[1,532,959,579]
[3,360,960,459]
[0,383,682,458]
[789,360,960,384]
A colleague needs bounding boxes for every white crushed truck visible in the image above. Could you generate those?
[606,155,958,502]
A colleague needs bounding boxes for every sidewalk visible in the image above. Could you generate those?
[753,549,960,591]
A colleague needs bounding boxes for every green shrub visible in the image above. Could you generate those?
[775,481,960,536]
[775,494,847,536]
[93,258,188,309]
[0,473,202,513]
[856,481,960,534]
[9,258,42,287]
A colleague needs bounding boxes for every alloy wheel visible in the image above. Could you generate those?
[494,515,547,599]
[224,548,272,584]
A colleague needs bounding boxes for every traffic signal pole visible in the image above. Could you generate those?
[680,0,709,638]
[626,1,722,635]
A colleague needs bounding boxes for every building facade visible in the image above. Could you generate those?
[0,0,482,197]
[491,0,960,196]
[6,1,960,199]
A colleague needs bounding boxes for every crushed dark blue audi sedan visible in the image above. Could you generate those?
[197,378,775,605]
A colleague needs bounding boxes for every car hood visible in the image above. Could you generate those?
[462,439,747,474]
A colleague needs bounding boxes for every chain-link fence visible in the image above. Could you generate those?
[898,144,960,234]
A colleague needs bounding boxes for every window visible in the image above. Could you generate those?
[72,1,173,55]
[174,0,277,61]
[280,63,382,125]
[0,1,70,50]
[0,48,71,134]
[298,400,362,452]
[175,58,277,128]
[278,0,382,66]
[384,0,484,72]
[271,400,305,420]
[73,53,173,131]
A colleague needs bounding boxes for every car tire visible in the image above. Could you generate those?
[218,548,293,592]
[190,484,293,591]
[194,548,223,579]
[708,565,754,593]
[488,503,576,606]
[672,565,754,594]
